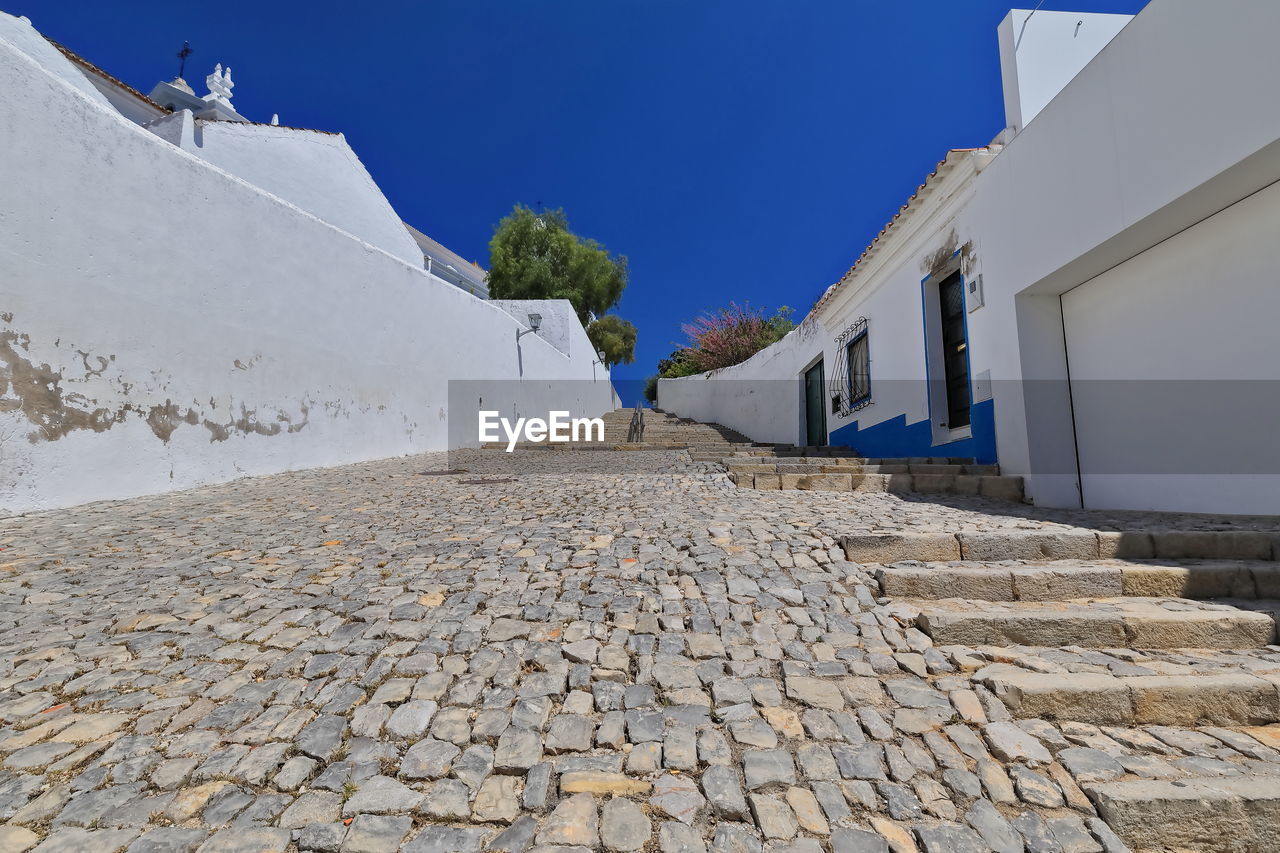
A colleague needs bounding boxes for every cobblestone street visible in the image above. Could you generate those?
[2,450,1280,853]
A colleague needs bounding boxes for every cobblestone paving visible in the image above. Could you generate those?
[1,450,1279,853]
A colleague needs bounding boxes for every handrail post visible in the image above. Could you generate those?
[627,401,645,443]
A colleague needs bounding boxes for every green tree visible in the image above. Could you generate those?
[656,347,704,378]
[488,205,629,326]
[586,313,637,366]
[657,304,794,377]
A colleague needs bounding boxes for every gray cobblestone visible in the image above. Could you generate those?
[0,447,1277,851]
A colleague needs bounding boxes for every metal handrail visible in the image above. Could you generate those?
[626,401,645,443]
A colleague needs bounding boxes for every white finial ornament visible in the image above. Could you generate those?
[204,63,234,106]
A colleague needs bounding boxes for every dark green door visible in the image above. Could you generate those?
[804,360,827,447]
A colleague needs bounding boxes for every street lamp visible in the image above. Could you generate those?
[516,313,542,341]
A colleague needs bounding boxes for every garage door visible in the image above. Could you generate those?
[1061,181,1280,513]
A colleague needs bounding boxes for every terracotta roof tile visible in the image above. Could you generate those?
[46,38,171,115]
[812,147,990,315]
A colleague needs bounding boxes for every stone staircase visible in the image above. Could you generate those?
[664,412,1028,501]
[718,449,1025,501]
[845,527,1280,851]
[601,408,754,452]
[479,407,755,454]
[484,407,1026,502]
[482,407,1050,506]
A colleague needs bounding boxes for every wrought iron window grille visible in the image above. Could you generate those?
[830,318,871,416]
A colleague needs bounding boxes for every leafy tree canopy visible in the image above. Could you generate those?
[657,303,794,378]
[643,375,659,403]
[586,314,637,367]
[488,205,628,326]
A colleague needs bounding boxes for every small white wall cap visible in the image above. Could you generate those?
[999,9,1133,132]
[204,63,234,106]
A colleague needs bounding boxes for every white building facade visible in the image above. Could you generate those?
[0,12,616,515]
[661,1,1280,515]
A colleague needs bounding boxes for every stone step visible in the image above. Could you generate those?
[480,443,746,452]
[975,666,1280,726]
[725,460,1000,476]
[736,471,1024,500]
[909,596,1277,648]
[747,447,864,457]
[1083,775,1280,853]
[723,460,868,473]
[842,530,1280,564]
[735,450,975,464]
[876,559,1280,601]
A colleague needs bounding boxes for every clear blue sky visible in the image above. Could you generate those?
[16,0,1145,402]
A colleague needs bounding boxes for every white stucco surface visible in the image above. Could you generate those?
[658,321,824,446]
[971,0,1280,509]
[491,300,580,359]
[1,13,110,107]
[660,0,1280,515]
[188,121,425,266]
[1061,180,1280,514]
[661,151,993,454]
[997,9,1132,132]
[0,13,614,515]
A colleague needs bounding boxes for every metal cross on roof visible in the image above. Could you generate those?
[176,41,192,79]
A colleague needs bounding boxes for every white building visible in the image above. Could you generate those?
[0,12,616,515]
[405,224,490,299]
[661,1,1280,516]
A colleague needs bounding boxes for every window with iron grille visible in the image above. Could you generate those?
[830,318,871,416]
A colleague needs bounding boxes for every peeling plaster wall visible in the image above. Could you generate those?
[0,13,614,515]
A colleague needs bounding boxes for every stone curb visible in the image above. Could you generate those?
[843,531,1280,564]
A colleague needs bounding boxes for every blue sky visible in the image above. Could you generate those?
[16,0,1145,400]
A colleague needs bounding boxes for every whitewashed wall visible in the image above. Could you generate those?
[661,0,1280,514]
[657,320,824,446]
[190,121,425,266]
[660,154,996,461]
[491,300,580,359]
[997,9,1132,133]
[970,0,1280,510]
[811,157,998,463]
[0,14,614,515]
[1061,181,1280,514]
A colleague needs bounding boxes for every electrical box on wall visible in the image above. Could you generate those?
[966,273,985,311]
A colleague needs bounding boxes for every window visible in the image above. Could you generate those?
[846,331,870,408]
[831,318,871,416]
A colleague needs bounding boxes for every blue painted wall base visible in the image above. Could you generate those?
[828,398,997,464]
